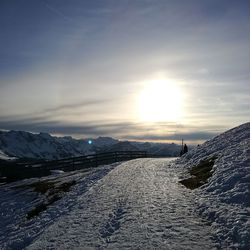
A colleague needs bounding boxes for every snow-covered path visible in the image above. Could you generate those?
[27,158,215,249]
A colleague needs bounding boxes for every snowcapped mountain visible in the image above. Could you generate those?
[0,130,181,160]
[133,141,181,156]
[176,122,250,248]
[102,141,140,152]
[0,131,118,160]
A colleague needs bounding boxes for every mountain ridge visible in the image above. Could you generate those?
[0,130,181,160]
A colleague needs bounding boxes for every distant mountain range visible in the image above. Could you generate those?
[0,130,181,161]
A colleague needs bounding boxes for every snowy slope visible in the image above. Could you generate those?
[0,163,120,249]
[176,122,250,249]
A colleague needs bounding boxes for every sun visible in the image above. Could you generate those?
[137,79,183,122]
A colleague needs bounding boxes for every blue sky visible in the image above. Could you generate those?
[0,0,249,143]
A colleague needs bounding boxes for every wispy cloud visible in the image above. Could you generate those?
[35,99,111,116]
[125,132,219,142]
[39,0,72,22]
[0,114,227,143]
[0,98,112,123]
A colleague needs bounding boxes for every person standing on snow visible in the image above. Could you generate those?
[183,144,188,154]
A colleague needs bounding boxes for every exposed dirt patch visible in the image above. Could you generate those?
[179,156,217,190]
[23,180,76,219]
[28,180,57,194]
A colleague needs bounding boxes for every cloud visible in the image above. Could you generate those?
[0,98,112,123]
[0,114,226,143]
[39,0,72,22]
[125,132,218,142]
[0,119,138,138]
[33,99,111,116]
[0,0,249,140]
[198,68,209,75]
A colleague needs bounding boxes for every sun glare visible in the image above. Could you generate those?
[137,79,183,122]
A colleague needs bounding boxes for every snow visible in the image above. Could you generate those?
[0,130,180,160]
[0,131,118,160]
[0,123,249,249]
[26,158,215,250]
[0,149,16,160]
[0,163,120,249]
[0,158,217,249]
[176,122,250,249]
[50,169,65,175]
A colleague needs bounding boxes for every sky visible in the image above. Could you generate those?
[0,0,249,144]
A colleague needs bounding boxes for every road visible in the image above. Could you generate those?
[27,158,215,249]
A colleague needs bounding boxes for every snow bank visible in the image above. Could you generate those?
[0,149,16,160]
[0,163,119,249]
[176,122,250,249]
[50,170,65,175]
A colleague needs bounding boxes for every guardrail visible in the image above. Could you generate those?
[0,151,148,183]
[30,150,148,170]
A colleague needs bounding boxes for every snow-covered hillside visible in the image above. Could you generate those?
[176,122,250,249]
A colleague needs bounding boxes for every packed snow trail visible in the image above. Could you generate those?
[27,158,215,249]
